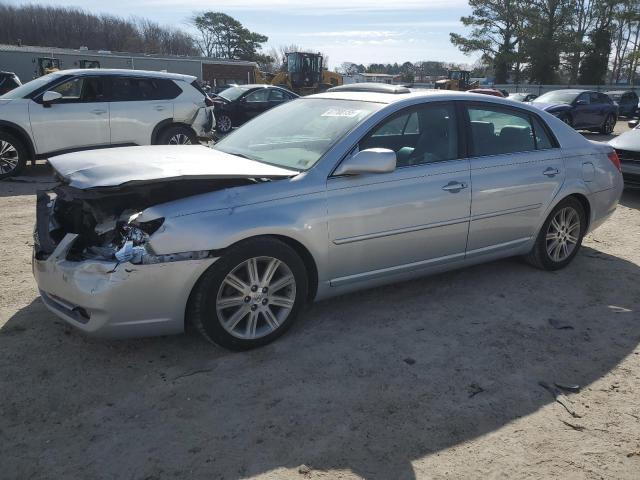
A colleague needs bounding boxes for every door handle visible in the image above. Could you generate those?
[154,106,166,111]
[91,109,106,115]
[543,167,559,177]
[442,181,468,193]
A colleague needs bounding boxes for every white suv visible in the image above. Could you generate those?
[0,69,215,179]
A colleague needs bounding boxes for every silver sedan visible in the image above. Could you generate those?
[33,85,623,350]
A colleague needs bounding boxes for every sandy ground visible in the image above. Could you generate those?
[1,122,639,479]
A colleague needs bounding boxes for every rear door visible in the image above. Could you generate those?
[28,75,109,155]
[572,92,594,128]
[465,103,564,258]
[108,76,178,145]
[326,103,471,286]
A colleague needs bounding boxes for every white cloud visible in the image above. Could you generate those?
[298,30,403,39]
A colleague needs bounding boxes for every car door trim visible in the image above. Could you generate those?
[330,250,466,286]
[470,203,543,221]
[333,216,471,245]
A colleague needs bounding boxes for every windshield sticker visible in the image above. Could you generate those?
[321,108,363,118]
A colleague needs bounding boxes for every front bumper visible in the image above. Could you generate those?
[33,234,216,338]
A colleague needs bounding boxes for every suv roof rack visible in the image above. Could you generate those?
[327,83,411,94]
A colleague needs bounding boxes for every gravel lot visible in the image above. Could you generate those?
[1,122,639,479]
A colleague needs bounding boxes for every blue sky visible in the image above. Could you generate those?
[20,0,478,68]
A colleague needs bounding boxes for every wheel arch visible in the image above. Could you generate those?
[0,120,35,159]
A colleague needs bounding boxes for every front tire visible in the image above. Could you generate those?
[158,125,196,145]
[0,132,27,180]
[600,114,615,134]
[188,238,308,350]
[525,197,586,271]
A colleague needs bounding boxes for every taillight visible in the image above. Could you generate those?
[608,151,621,171]
[205,95,214,107]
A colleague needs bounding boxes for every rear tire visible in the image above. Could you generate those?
[158,125,196,145]
[0,131,27,180]
[525,197,586,271]
[188,238,308,350]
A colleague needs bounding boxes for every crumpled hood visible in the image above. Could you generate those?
[48,145,298,189]
[529,102,570,112]
[609,128,640,152]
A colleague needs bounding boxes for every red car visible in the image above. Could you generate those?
[468,88,505,98]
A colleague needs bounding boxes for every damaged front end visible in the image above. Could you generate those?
[34,178,252,265]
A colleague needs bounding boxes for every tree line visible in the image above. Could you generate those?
[450,0,640,85]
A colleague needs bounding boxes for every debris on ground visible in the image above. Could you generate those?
[560,420,586,431]
[403,357,416,365]
[539,381,583,418]
[548,318,574,330]
[468,383,485,398]
[173,368,215,381]
[298,464,311,475]
[555,382,581,393]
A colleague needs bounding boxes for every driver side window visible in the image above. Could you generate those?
[245,89,269,102]
[359,104,458,167]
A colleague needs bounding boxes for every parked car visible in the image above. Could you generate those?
[529,89,617,134]
[33,85,623,350]
[467,88,505,97]
[508,92,538,102]
[212,84,298,134]
[0,69,214,179]
[609,118,640,188]
[0,71,21,96]
[605,90,639,117]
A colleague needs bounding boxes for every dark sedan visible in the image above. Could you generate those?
[529,89,618,134]
[212,85,298,133]
[605,90,639,117]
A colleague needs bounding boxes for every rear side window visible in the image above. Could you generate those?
[531,116,554,150]
[597,93,610,104]
[468,106,535,156]
[110,77,181,101]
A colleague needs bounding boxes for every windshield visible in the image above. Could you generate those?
[0,72,64,99]
[214,98,383,171]
[218,86,248,102]
[533,90,580,105]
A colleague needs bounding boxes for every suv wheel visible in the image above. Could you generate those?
[159,126,196,145]
[600,114,615,134]
[216,114,233,134]
[0,132,27,180]
[188,238,308,350]
[525,197,586,271]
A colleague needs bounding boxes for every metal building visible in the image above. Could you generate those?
[0,44,258,86]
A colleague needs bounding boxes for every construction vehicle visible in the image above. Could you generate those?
[434,70,479,91]
[256,52,342,96]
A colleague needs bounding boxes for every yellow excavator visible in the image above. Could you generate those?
[256,52,342,96]
[434,70,479,91]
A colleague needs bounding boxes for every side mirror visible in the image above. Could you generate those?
[575,99,588,106]
[334,148,396,176]
[42,90,62,106]
[628,119,639,129]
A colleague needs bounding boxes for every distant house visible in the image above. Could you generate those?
[0,44,258,86]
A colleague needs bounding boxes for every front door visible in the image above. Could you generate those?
[28,76,109,155]
[241,89,270,122]
[465,104,565,257]
[327,103,471,286]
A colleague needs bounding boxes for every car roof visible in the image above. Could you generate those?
[52,68,197,82]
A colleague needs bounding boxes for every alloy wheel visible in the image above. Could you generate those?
[168,133,192,145]
[216,256,296,340]
[545,207,581,262]
[217,115,232,133]
[0,140,19,175]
